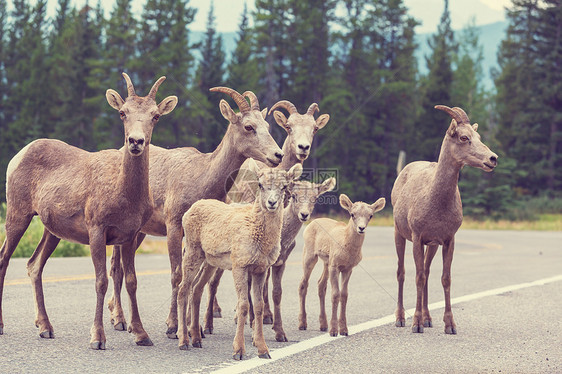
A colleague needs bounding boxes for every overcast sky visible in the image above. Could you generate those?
[7,0,511,33]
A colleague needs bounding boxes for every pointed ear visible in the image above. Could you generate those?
[106,89,124,110]
[247,158,260,175]
[287,163,303,181]
[370,197,386,213]
[472,123,479,132]
[315,114,330,132]
[261,107,268,119]
[447,119,458,137]
[339,194,353,212]
[317,177,336,195]
[158,96,178,115]
[219,99,238,123]
[273,111,291,133]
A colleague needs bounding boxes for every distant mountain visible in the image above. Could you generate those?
[415,20,508,90]
[192,20,507,91]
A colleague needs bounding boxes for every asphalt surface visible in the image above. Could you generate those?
[0,227,560,373]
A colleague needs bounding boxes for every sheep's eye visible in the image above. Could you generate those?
[119,111,126,118]
[153,114,160,121]
[369,215,373,219]
[460,135,469,142]
[351,213,355,218]
[244,125,254,132]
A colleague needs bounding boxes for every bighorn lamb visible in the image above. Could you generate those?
[298,194,386,336]
[108,87,284,338]
[207,100,329,322]
[0,73,177,349]
[178,161,303,360]
[392,105,498,334]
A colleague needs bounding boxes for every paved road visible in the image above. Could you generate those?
[0,227,560,373]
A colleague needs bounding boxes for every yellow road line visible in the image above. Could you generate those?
[5,269,169,286]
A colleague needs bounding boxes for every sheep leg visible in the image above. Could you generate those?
[108,233,145,332]
[190,263,216,348]
[250,270,270,359]
[177,248,205,350]
[165,223,184,339]
[423,244,439,328]
[394,230,406,327]
[317,261,329,332]
[89,228,108,350]
[27,229,60,338]
[0,213,33,335]
[298,250,318,331]
[442,238,457,334]
[411,236,425,333]
[108,245,126,331]
[203,268,220,334]
[120,239,152,346]
[271,263,288,342]
[328,266,340,337]
[262,268,273,324]
[232,266,249,360]
[338,268,352,336]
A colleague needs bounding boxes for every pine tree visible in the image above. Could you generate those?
[194,1,227,151]
[416,0,457,162]
[227,2,260,93]
[134,0,197,149]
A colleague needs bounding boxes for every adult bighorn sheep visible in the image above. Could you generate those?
[178,161,303,360]
[205,100,330,328]
[392,105,498,334]
[108,87,284,338]
[0,73,178,349]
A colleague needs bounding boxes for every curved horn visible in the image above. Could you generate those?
[210,86,250,112]
[268,100,298,116]
[122,72,136,97]
[451,106,470,124]
[306,103,319,116]
[242,91,260,111]
[434,105,465,124]
[148,76,166,99]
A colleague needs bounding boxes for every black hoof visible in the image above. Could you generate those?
[136,337,153,346]
[340,332,348,336]
[213,310,222,318]
[258,352,271,359]
[299,326,307,331]
[39,330,55,339]
[445,326,457,334]
[233,352,243,360]
[203,328,213,335]
[0,327,3,335]
[275,335,288,342]
[179,344,189,351]
[200,327,206,339]
[320,327,327,332]
[192,341,202,348]
[423,320,433,328]
[395,319,406,327]
[166,326,178,339]
[263,316,273,325]
[90,341,106,350]
[114,322,126,331]
[330,332,337,337]
[412,325,424,333]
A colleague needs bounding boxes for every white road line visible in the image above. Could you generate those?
[209,274,562,374]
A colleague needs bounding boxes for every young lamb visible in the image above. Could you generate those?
[177,161,303,360]
[298,194,386,336]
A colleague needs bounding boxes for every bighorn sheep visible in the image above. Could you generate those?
[177,161,303,360]
[207,100,330,322]
[0,73,178,349]
[392,105,498,334]
[298,194,386,336]
[108,87,284,338]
